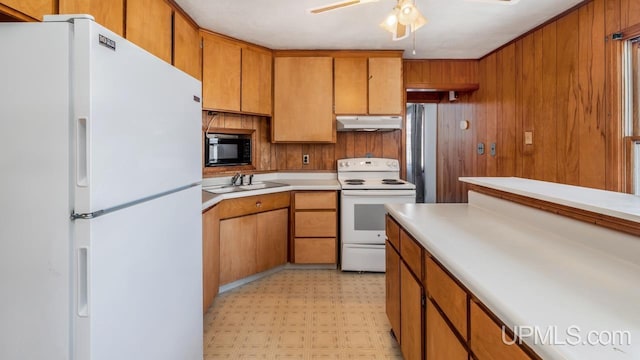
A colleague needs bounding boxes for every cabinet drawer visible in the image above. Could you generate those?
[385,215,400,250]
[400,230,422,278]
[426,256,468,339]
[218,192,290,219]
[295,211,336,237]
[294,191,336,210]
[470,301,532,360]
[294,238,336,263]
[427,299,468,360]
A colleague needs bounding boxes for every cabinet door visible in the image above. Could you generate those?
[256,208,288,272]
[385,241,401,343]
[334,57,368,114]
[219,215,257,285]
[242,47,272,115]
[202,33,241,111]
[273,57,334,142]
[0,0,54,21]
[173,11,201,80]
[470,301,531,360]
[202,206,220,313]
[427,299,468,360]
[126,0,172,63]
[400,261,423,360]
[368,57,402,115]
[59,0,124,35]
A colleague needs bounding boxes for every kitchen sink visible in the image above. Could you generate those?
[203,181,287,194]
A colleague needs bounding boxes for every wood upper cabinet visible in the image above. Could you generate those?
[368,57,403,115]
[59,0,124,35]
[202,33,272,115]
[126,0,172,63]
[0,0,54,21]
[202,32,241,111]
[173,10,201,80]
[334,56,402,115]
[242,47,272,115]
[273,57,334,143]
[202,205,220,313]
[334,57,368,114]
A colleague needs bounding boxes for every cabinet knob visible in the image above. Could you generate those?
[256,201,262,208]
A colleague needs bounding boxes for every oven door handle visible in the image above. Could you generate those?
[341,189,417,197]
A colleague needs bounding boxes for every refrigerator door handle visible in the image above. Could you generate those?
[76,117,90,187]
[77,247,89,317]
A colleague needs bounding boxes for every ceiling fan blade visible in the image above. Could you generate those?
[393,23,409,41]
[309,0,378,14]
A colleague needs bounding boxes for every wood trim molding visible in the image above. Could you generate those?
[467,184,640,237]
[624,136,640,193]
[0,4,38,21]
[272,49,404,58]
[404,82,480,92]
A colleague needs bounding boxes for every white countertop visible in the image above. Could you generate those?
[201,172,340,210]
[385,190,640,360]
[460,177,640,223]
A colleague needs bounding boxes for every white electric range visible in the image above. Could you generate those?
[338,158,416,272]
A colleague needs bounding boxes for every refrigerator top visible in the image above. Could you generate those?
[43,14,95,22]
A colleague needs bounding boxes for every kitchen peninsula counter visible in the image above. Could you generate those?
[385,177,640,360]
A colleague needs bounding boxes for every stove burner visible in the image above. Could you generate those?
[381,179,405,185]
[345,179,365,184]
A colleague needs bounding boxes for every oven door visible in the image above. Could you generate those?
[341,189,416,245]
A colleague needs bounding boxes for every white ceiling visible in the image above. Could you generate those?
[175,0,585,59]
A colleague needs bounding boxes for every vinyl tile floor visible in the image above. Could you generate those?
[203,269,403,359]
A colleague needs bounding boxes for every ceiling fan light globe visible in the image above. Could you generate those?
[411,13,427,31]
[398,3,418,25]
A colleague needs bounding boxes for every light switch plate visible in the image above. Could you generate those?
[524,131,533,145]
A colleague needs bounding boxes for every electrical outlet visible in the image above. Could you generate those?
[302,154,310,165]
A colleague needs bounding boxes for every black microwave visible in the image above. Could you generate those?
[205,133,251,167]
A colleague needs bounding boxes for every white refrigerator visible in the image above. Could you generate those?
[0,15,203,360]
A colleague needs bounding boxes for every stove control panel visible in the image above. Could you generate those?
[337,158,399,171]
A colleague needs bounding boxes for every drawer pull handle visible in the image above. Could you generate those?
[256,201,262,208]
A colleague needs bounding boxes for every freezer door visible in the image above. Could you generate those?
[73,186,202,360]
[71,19,202,214]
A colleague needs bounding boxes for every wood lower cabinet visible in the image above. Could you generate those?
[0,0,54,21]
[256,208,288,272]
[426,299,468,360]
[385,241,401,343]
[291,191,337,264]
[126,0,172,63]
[202,205,220,313]
[400,261,423,360]
[470,301,531,360]
[219,207,289,285]
[385,213,537,360]
[273,57,334,143]
[59,0,124,35]
[219,214,258,284]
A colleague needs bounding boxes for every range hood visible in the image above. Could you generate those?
[336,116,403,132]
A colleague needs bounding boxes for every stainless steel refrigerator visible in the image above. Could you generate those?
[0,15,203,360]
[406,103,437,203]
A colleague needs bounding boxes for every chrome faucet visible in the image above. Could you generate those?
[239,174,246,185]
[248,174,254,185]
[231,172,241,186]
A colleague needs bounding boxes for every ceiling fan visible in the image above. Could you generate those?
[309,0,427,41]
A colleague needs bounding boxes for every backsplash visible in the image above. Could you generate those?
[202,112,402,176]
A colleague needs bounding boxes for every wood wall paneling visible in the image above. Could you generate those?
[497,43,518,177]
[541,22,558,182]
